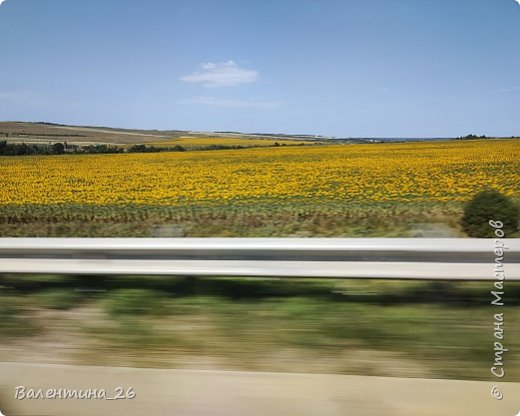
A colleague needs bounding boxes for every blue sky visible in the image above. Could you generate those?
[0,0,519,137]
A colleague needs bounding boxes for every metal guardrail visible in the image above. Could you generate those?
[0,238,519,280]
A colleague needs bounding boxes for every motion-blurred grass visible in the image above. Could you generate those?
[1,275,519,381]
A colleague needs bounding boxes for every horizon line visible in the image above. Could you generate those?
[1,120,519,140]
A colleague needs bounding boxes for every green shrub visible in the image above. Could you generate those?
[461,190,519,237]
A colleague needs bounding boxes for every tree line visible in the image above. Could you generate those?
[0,141,293,156]
[0,141,188,156]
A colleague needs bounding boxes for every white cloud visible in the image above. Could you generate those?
[180,61,259,88]
[515,0,520,6]
[180,96,280,110]
[0,0,7,6]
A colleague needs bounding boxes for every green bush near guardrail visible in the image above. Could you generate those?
[461,189,519,237]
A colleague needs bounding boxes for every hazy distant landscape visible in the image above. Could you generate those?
[2,121,517,147]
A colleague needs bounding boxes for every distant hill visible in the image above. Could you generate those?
[0,121,323,150]
[1,121,516,147]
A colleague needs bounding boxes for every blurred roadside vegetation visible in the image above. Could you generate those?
[1,274,519,381]
[0,201,480,237]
